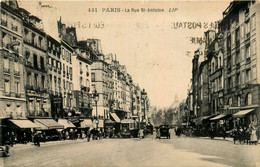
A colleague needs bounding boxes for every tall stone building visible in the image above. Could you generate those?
[20,9,51,118]
[0,1,26,118]
[219,1,260,130]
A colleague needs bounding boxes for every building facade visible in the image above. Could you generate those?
[0,1,26,118]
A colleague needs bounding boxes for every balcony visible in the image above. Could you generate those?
[3,68,10,74]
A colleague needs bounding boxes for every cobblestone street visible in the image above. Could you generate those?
[2,131,260,167]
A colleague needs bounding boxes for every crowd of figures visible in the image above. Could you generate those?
[3,128,105,148]
[181,123,258,145]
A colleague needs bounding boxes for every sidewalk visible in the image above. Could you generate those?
[12,139,88,149]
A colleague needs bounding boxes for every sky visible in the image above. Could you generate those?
[18,0,231,108]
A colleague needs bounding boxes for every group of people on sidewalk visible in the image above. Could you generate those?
[232,124,258,145]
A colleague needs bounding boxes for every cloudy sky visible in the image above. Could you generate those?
[19,0,231,108]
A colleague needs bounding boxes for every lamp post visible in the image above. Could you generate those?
[141,89,147,123]
[93,90,99,128]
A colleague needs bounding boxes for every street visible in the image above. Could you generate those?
[1,130,260,167]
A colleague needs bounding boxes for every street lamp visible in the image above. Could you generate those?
[93,90,99,128]
[141,89,147,123]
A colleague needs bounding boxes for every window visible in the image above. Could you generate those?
[231,32,235,45]
[16,82,20,95]
[49,74,52,90]
[91,73,95,82]
[42,75,45,89]
[63,79,66,89]
[33,54,38,69]
[252,40,256,55]
[251,14,256,30]
[4,79,10,94]
[40,56,44,70]
[245,93,252,106]
[246,45,251,58]
[245,20,250,35]
[228,97,232,106]
[246,69,251,83]
[80,77,83,86]
[27,73,32,86]
[4,58,9,69]
[35,74,38,87]
[236,73,240,86]
[32,33,36,45]
[240,25,244,38]
[86,79,90,88]
[241,48,245,61]
[237,96,241,107]
[228,77,232,89]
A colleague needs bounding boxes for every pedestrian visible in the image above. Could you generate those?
[222,126,226,140]
[156,128,160,139]
[250,125,258,145]
[139,128,144,139]
[87,129,91,142]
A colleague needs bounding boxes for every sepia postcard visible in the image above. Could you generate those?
[0,0,260,167]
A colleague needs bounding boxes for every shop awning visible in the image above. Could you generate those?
[58,119,76,129]
[10,119,40,128]
[35,119,64,130]
[80,119,93,128]
[121,119,135,124]
[233,109,255,118]
[34,121,49,130]
[202,114,216,120]
[210,114,226,120]
[110,113,120,123]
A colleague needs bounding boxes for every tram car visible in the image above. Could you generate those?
[120,119,139,138]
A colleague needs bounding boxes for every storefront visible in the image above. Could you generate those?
[33,119,64,141]
[7,119,40,144]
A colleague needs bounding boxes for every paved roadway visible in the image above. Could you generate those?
[1,129,260,167]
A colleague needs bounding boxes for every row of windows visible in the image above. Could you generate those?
[1,10,21,33]
[24,28,45,50]
[61,47,72,64]
[227,93,252,107]
[227,67,256,89]
[26,72,46,89]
